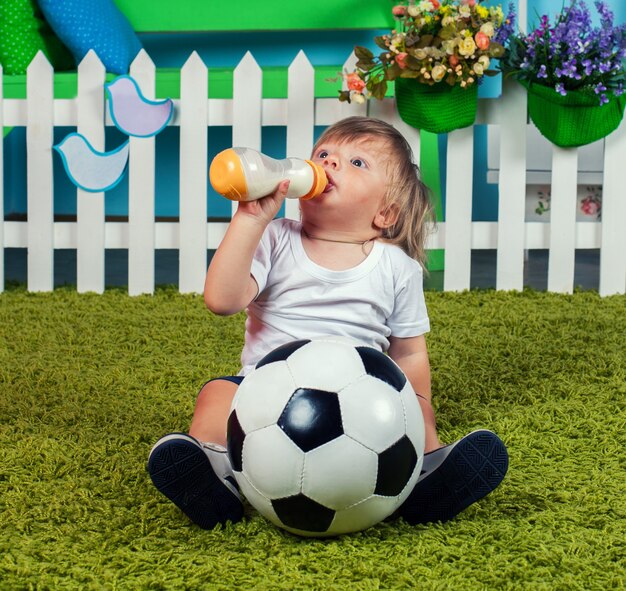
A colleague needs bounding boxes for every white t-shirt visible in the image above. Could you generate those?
[239,218,430,375]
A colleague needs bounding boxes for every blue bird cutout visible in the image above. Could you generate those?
[106,75,174,138]
[54,133,129,193]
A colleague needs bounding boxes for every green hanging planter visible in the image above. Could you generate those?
[522,81,626,148]
[394,78,478,134]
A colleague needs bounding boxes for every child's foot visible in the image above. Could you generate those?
[147,433,244,529]
[399,429,508,525]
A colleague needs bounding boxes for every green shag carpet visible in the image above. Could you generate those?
[0,285,625,590]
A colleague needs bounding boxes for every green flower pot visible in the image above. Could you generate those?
[523,81,626,148]
[394,78,478,134]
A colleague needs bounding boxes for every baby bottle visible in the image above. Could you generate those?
[209,147,327,202]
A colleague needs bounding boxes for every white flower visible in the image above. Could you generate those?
[480,22,495,37]
[407,5,420,17]
[442,40,457,54]
[473,63,484,76]
[459,5,471,18]
[351,92,366,104]
[431,63,447,82]
[442,16,455,27]
[478,55,490,68]
[418,1,434,11]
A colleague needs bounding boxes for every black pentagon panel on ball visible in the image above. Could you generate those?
[272,494,335,533]
[255,340,311,369]
[226,410,245,472]
[375,435,418,497]
[277,388,343,452]
[356,346,407,392]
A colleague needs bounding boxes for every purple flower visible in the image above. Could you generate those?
[494,3,516,46]
[598,93,609,105]
[594,83,607,94]
[537,65,548,79]
[581,59,594,76]
[555,83,567,96]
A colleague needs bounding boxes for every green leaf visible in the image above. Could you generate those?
[374,36,390,50]
[371,80,388,100]
[484,69,500,77]
[338,90,351,103]
[356,60,376,72]
[417,34,434,48]
[355,46,374,60]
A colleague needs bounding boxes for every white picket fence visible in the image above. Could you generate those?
[1,50,625,296]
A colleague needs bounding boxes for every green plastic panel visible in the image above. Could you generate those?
[2,66,351,99]
[112,0,393,32]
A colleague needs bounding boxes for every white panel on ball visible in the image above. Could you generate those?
[339,376,408,453]
[242,426,305,499]
[329,495,399,535]
[233,362,297,433]
[285,340,365,392]
[301,437,377,510]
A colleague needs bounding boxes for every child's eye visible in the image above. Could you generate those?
[317,150,329,159]
[351,158,367,168]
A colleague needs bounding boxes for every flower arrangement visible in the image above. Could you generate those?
[339,0,515,105]
[499,0,626,147]
[500,0,626,106]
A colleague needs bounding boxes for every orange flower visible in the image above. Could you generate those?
[431,0,440,7]
[392,5,407,16]
[395,52,409,69]
[475,31,490,50]
[346,72,366,92]
[449,54,460,68]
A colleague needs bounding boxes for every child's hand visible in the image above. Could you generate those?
[236,180,290,227]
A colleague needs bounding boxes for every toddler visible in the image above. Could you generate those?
[148,116,508,529]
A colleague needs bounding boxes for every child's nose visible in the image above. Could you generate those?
[322,154,340,169]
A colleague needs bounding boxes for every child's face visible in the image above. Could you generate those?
[302,136,391,233]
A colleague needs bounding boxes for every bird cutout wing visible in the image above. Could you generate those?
[54,133,129,192]
[105,75,174,138]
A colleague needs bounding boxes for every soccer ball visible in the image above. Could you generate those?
[226,338,425,537]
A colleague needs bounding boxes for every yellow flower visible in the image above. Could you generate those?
[476,6,489,19]
[431,63,447,82]
[424,15,432,24]
[458,37,477,57]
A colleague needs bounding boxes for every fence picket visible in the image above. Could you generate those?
[547,147,578,293]
[26,52,54,292]
[77,51,106,294]
[496,79,527,291]
[286,51,315,220]
[128,50,157,295]
[232,52,263,218]
[599,117,626,296]
[179,52,208,294]
[444,125,474,291]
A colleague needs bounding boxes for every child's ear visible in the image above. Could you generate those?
[374,202,400,229]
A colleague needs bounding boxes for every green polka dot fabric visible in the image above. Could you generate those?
[0,0,74,75]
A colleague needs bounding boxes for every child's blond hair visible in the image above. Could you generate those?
[313,116,434,267]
